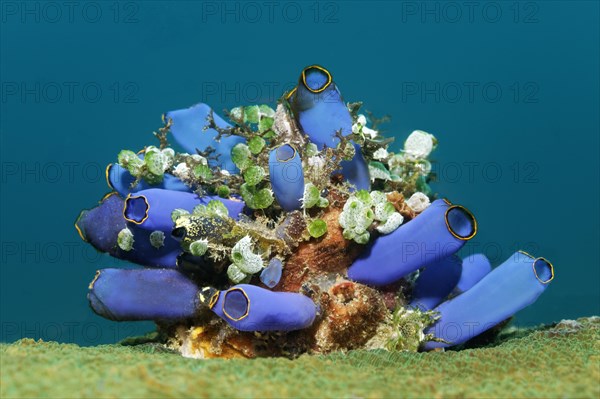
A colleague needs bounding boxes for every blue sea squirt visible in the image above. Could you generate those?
[77,65,555,358]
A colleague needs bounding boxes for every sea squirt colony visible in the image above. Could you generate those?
[76,65,554,358]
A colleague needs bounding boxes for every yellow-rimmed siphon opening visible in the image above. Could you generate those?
[74,214,88,243]
[275,144,297,163]
[444,204,478,241]
[208,291,220,310]
[88,270,101,290]
[301,65,332,93]
[222,287,250,321]
[105,163,114,190]
[532,257,555,284]
[123,194,150,225]
[286,86,297,99]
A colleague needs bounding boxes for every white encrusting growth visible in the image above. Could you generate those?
[404,130,436,159]
[406,192,431,213]
[227,236,264,283]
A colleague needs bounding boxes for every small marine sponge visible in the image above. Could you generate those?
[77,64,555,358]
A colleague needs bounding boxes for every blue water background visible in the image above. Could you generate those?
[1,1,598,345]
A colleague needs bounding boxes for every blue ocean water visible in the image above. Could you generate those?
[1,1,598,346]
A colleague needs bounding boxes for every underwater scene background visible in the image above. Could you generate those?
[1,0,598,347]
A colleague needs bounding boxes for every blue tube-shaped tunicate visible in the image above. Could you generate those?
[423,251,554,350]
[409,255,462,311]
[76,193,183,268]
[75,192,125,253]
[124,225,182,268]
[164,103,245,173]
[290,65,352,148]
[123,188,245,232]
[454,253,492,294]
[269,144,304,211]
[88,268,200,321]
[106,163,191,196]
[347,199,477,286]
[206,284,316,331]
[122,189,244,268]
[289,65,370,190]
[260,258,283,288]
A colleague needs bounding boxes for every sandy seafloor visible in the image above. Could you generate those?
[1,317,598,398]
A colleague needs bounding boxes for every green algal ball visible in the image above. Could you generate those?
[262,130,276,139]
[241,183,274,210]
[248,136,266,154]
[189,239,209,256]
[243,165,265,186]
[243,105,260,124]
[149,231,165,249]
[305,142,319,157]
[143,172,164,185]
[231,143,253,171]
[227,264,248,284]
[193,164,213,180]
[259,104,275,118]
[144,149,170,176]
[240,183,253,201]
[317,197,329,208]
[342,228,356,241]
[117,150,144,177]
[308,219,328,238]
[206,200,229,218]
[302,183,321,209]
[355,190,372,206]
[258,117,274,134]
[171,208,190,223]
[251,188,274,209]
[117,228,134,251]
[216,185,230,198]
[192,204,207,215]
[354,231,371,245]
[117,150,138,165]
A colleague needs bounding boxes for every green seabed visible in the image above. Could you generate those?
[1,317,598,398]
